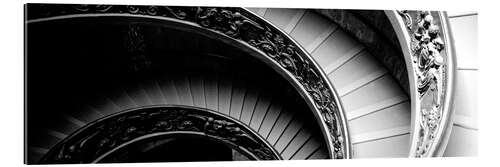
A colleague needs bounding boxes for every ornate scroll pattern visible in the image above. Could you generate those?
[39,106,281,163]
[27,4,349,159]
[397,11,447,157]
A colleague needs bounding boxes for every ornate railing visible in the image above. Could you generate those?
[40,105,282,163]
[27,4,350,159]
[385,11,456,157]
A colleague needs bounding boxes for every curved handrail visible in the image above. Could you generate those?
[385,10,456,157]
[27,4,351,159]
[39,105,283,163]
[241,8,351,159]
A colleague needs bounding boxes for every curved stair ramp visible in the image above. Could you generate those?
[247,7,413,158]
[28,6,477,162]
[30,58,331,162]
[26,5,349,163]
[26,5,464,162]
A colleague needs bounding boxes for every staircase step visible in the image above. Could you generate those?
[274,115,305,152]
[189,74,207,108]
[203,71,219,111]
[45,129,68,140]
[239,86,261,125]
[175,75,194,106]
[289,10,339,52]
[350,126,410,144]
[126,85,153,107]
[249,93,273,130]
[312,30,364,70]
[246,8,267,17]
[328,50,388,96]
[443,125,478,157]
[108,89,138,111]
[266,108,295,145]
[340,75,407,113]
[307,147,329,159]
[141,80,168,105]
[228,74,247,119]
[348,102,410,142]
[290,136,322,160]
[346,96,407,121]
[258,100,284,138]
[281,126,313,159]
[352,133,410,158]
[263,8,306,33]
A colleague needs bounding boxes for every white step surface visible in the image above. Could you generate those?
[443,13,478,157]
[257,8,412,158]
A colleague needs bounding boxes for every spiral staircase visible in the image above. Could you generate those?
[246,8,477,158]
[26,9,335,162]
[25,4,477,164]
[27,52,331,162]
[246,8,412,158]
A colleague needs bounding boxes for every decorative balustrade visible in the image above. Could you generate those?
[39,106,282,163]
[386,10,456,157]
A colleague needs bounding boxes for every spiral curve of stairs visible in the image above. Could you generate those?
[26,5,478,163]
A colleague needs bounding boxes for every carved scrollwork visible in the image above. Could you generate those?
[72,4,112,12]
[398,10,448,157]
[27,4,349,159]
[40,106,281,163]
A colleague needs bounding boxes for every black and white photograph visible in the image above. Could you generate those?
[1,0,493,166]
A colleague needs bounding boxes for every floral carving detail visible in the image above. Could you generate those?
[196,8,247,37]
[399,10,447,157]
[27,4,349,159]
[40,107,281,163]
